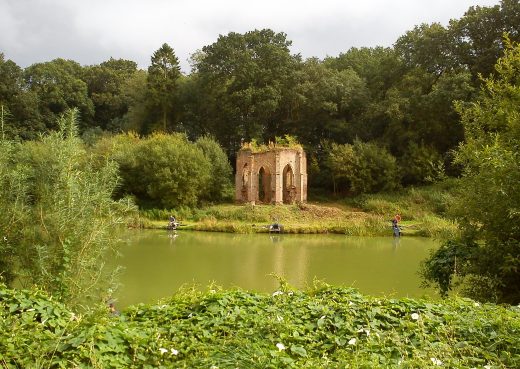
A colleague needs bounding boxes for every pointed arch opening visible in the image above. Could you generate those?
[283,164,296,204]
[241,163,249,201]
[258,166,271,203]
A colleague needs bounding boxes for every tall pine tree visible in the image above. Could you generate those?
[147,43,181,131]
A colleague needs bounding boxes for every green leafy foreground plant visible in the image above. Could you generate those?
[1,284,519,368]
[0,109,136,310]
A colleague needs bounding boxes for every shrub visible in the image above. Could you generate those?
[99,133,212,208]
[0,109,135,308]
[195,136,234,203]
[399,142,444,185]
[327,140,399,195]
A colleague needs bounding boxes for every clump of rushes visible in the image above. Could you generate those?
[1,283,519,368]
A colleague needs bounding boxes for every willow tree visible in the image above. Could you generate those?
[0,109,135,309]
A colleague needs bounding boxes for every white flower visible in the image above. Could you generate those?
[159,348,168,354]
[348,338,356,345]
[484,366,491,369]
[272,290,284,297]
[411,313,420,320]
[3,236,7,241]
[357,328,364,333]
[430,357,443,366]
[210,366,218,369]
[349,301,354,306]
[171,348,178,355]
[276,315,283,322]
[364,329,370,336]
[288,291,294,296]
[474,302,481,307]
[276,342,286,351]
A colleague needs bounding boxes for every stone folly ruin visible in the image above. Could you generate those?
[235,146,307,204]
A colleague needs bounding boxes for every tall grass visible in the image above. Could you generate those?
[138,181,460,237]
[350,180,458,220]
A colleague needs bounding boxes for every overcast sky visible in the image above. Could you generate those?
[0,0,501,73]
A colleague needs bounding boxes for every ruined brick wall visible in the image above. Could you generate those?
[235,147,307,204]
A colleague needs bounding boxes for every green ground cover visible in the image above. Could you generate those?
[1,284,519,368]
[139,182,458,238]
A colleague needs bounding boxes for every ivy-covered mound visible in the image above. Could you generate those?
[1,285,519,369]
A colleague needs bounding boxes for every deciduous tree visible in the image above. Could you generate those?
[24,59,94,131]
[192,29,300,154]
[84,58,138,131]
[421,40,520,303]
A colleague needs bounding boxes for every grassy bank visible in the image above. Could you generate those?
[139,181,459,238]
[2,284,519,368]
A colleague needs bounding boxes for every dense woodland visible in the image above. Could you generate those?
[1,0,519,197]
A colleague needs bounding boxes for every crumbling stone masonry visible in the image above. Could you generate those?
[235,147,307,204]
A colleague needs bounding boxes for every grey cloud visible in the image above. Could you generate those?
[0,0,502,72]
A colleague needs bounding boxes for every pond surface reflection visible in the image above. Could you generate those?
[114,230,438,307]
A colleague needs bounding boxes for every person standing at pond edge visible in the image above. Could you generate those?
[392,214,401,237]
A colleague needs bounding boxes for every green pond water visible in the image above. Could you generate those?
[114,230,438,308]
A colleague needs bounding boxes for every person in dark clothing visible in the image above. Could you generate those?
[168,215,178,230]
[392,216,401,237]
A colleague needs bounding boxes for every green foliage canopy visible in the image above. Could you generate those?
[195,136,234,203]
[24,59,94,131]
[192,29,300,151]
[421,40,520,303]
[84,58,138,131]
[327,140,399,195]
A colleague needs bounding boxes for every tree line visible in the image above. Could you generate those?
[1,0,519,196]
